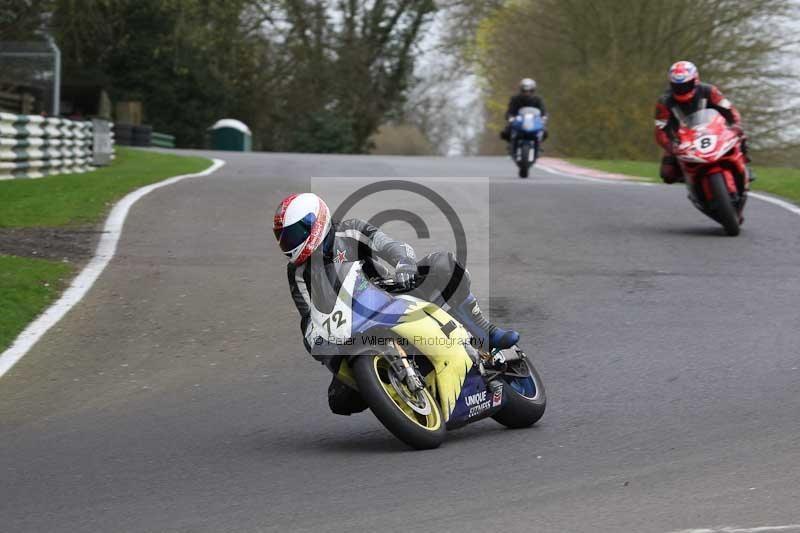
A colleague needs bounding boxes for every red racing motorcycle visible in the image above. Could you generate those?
[673,108,749,236]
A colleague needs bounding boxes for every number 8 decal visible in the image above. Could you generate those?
[696,134,717,154]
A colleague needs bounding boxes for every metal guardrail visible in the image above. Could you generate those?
[151,132,176,148]
[0,112,114,179]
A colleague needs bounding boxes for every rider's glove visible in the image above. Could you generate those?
[730,124,745,138]
[394,260,418,290]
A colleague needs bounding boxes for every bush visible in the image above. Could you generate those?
[369,124,436,156]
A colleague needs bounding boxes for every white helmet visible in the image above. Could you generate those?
[520,78,537,92]
[273,193,331,265]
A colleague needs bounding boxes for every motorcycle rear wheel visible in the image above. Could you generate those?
[709,173,740,236]
[492,357,547,429]
[353,353,445,450]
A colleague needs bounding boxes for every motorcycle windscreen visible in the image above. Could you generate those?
[517,107,543,132]
[349,276,412,334]
[683,108,723,129]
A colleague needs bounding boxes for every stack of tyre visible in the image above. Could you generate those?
[113,123,132,146]
[113,124,153,146]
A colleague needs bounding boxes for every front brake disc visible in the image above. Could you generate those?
[387,367,432,416]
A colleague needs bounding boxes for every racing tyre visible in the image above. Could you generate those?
[492,357,546,429]
[353,353,445,450]
[518,144,531,178]
[709,172,740,236]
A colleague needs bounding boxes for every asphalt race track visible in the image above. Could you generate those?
[2,152,800,533]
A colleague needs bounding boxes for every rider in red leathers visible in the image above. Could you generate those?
[655,61,752,184]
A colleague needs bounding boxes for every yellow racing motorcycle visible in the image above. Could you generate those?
[311,261,546,450]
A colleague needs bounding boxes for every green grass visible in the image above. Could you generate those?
[748,167,800,203]
[0,147,212,228]
[566,158,800,204]
[566,158,660,182]
[0,147,212,352]
[0,255,73,350]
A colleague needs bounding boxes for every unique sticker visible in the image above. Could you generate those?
[466,389,493,417]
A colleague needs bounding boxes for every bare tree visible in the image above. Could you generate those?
[262,0,437,152]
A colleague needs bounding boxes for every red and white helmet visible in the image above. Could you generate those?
[273,193,331,265]
[668,61,699,103]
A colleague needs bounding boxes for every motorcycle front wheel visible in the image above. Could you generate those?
[353,353,445,450]
[708,172,740,236]
[517,142,534,178]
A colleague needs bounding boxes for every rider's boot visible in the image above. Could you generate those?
[328,376,368,416]
[451,294,520,351]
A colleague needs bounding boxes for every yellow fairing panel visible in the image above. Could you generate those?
[391,302,473,421]
[335,359,357,389]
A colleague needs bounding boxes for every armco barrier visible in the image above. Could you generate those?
[0,113,114,180]
[112,123,175,148]
[151,131,176,148]
[113,123,157,147]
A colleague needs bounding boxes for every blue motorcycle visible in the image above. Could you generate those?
[509,107,545,178]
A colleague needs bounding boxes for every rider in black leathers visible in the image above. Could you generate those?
[501,78,548,142]
[275,193,520,415]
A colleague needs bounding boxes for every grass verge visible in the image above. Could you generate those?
[566,158,800,204]
[0,255,73,350]
[0,147,213,353]
[566,159,660,182]
[0,147,211,228]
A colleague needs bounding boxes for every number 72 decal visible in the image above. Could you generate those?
[323,310,346,334]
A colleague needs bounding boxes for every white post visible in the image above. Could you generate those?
[47,35,61,117]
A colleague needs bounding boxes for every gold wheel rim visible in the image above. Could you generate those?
[373,355,442,432]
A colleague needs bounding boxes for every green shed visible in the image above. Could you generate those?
[208,119,252,151]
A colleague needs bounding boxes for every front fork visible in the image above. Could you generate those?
[386,340,426,393]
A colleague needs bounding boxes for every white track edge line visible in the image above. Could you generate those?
[537,163,655,186]
[0,158,226,379]
[749,191,800,217]
[669,525,800,533]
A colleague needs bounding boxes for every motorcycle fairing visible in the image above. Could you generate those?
[350,273,413,334]
[311,262,415,343]
[446,368,504,428]
[676,109,748,202]
[320,262,477,422]
[308,263,358,342]
[390,302,474,421]
[511,107,545,141]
